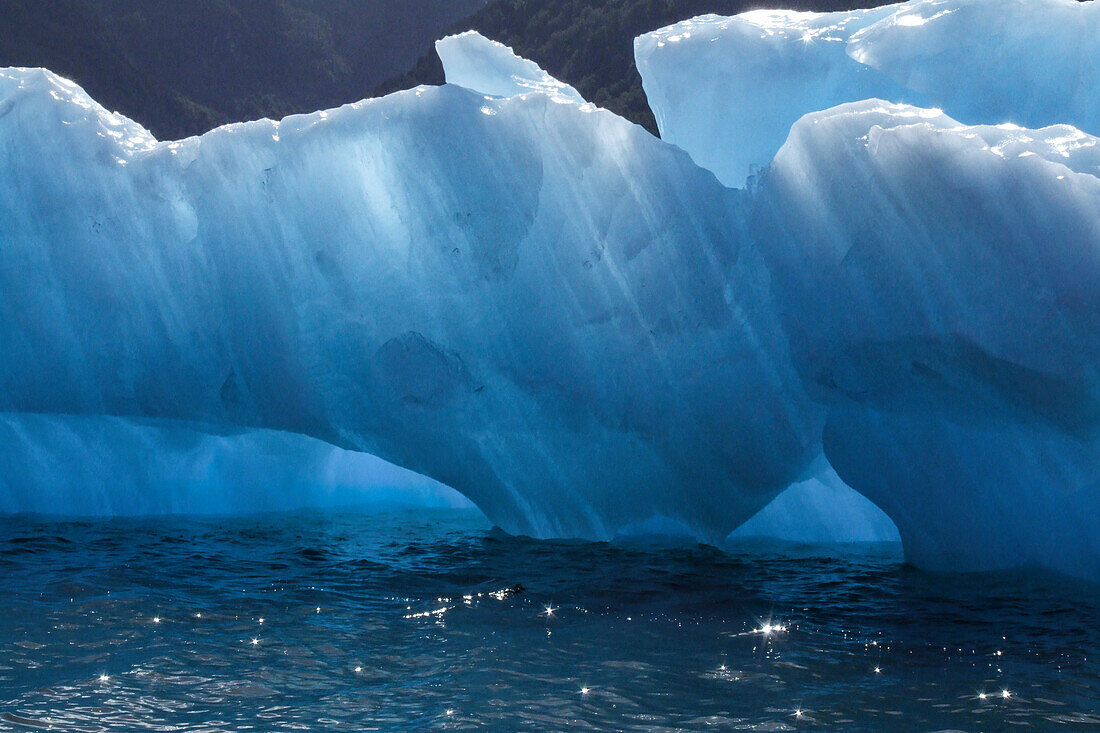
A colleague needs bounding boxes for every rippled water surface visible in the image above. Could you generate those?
[1,509,1097,731]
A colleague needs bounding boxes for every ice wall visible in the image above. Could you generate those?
[632,0,1100,577]
[439,29,903,547]
[751,100,1100,578]
[635,0,1100,186]
[0,65,821,543]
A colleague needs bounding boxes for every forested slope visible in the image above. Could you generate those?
[0,0,487,139]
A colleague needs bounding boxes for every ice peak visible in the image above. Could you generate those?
[436,31,587,105]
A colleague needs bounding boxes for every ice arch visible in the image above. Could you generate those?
[0,65,823,544]
[0,413,470,517]
[0,34,894,548]
[0,409,897,547]
[729,463,899,544]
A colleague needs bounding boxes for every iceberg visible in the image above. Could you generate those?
[1,0,1098,578]
[635,0,1100,186]
[0,32,888,547]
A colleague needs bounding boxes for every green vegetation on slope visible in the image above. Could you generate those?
[0,0,487,139]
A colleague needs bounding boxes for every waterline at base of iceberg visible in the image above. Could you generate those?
[1,508,1095,731]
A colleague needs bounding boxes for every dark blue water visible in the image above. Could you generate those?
[0,509,1097,731]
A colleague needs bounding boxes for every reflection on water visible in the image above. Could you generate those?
[0,509,1097,731]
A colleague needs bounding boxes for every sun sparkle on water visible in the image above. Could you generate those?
[2,511,1094,730]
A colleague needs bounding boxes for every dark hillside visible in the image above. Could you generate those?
[377,0,890,135]
[0,0,488,139]
[0,0,221,137]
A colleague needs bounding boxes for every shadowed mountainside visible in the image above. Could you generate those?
[0,0,488,139]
